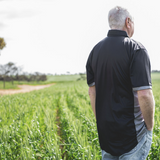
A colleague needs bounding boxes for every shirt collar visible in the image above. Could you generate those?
[107,30,129,37]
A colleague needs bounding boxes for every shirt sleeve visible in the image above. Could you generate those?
[86,50,95,87]
[130,49,152,91]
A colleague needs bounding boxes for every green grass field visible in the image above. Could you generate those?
[0,82,19,89]
[0,73,160,159]
[151,72,160,81]
[47,74,81,82]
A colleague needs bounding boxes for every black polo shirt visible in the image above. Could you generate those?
[86,30,152,156]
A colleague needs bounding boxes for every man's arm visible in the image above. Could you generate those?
[137,89,155,131]
[88,86,96,118]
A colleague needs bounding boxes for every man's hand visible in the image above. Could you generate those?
[88,86,96,118]
[137,89,155,131]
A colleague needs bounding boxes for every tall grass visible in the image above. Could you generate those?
[0,88,62,159]
[0,78,160,159]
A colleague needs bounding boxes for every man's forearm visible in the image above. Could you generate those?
[88,86,96,118]
[138,89,155,131]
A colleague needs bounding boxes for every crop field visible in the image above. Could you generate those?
[0,73,160,159]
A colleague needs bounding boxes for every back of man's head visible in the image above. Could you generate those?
[108,6,133,30]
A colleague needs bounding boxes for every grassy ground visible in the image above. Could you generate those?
[47,74,81,82]
[151,72,160,81]
[0,81,101,159]
[0,79,160,159]
[0,82,19,90]
[0,74,160,159]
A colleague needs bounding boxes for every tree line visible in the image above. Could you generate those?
[0,62,47,88]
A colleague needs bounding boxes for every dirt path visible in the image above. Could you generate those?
[0,84,55,95]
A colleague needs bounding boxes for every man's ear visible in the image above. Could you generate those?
[125,17,131,29]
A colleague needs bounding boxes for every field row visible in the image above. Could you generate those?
[0,82,101,159]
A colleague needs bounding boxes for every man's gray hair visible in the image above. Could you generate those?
[108,6,133,30]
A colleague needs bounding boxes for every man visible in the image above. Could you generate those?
[86,6,155,160]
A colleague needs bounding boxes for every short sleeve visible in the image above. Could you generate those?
[86,50,95,87]
[130,49,152,91]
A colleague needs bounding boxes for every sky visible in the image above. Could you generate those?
[0,0,160,74]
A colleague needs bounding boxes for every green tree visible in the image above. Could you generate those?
[0,37,6,54]
[0,64,9,88]
[0,62,16,88]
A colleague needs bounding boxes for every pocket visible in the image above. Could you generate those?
[146,129,152,133]
[144,133,152,157]
[146,129,152,138]
[146,131,152,144]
